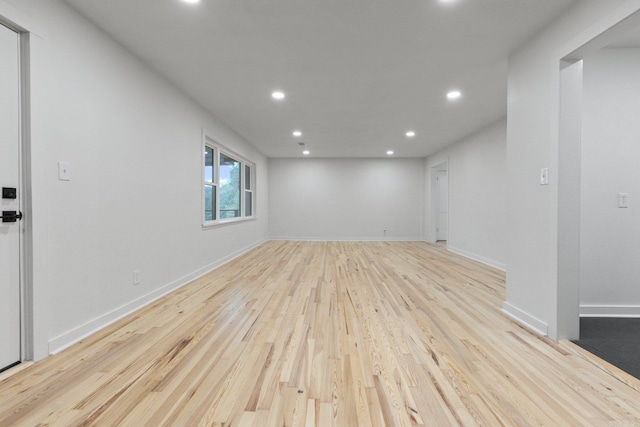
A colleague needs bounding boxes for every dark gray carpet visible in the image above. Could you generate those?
[572,317,640,379]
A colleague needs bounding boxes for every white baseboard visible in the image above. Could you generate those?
[269,236,423,242]
[501,301,549,336]
[580,305,640,318]
[446,245,506,271]
[48,239,267,355]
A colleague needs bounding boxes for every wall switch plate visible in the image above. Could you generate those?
[133,270,141,285]
[619,193,629,208]
[540,168,549,185]
[58,161,71,181]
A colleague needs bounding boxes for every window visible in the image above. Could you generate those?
[203,140,255,226]
[245,164,253,217]
[204,146,216,221]
[220,153,241,219]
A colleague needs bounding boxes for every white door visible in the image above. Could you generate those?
[0,23,21,372]
[436,169,448,241]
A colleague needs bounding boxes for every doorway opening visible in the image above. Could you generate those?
[429,161,448,245]
[558,10,640,379]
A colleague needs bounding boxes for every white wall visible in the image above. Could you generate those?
[268,158,423,240]
[425,119,507,270]
[0,0,268,359]
[504,0,640,338]
[580,48,640,316]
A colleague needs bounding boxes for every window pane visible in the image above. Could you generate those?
[245,165,251,190]
[245,191,252,217]
[204,185,216,221]
[220,153,241,219]
[204,146,214,182]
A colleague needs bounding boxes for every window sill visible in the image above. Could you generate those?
[202,216,257,230]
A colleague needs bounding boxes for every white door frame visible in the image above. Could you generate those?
[555,60,582,341]
[435,169,448,241]
[0,13,33,363]
[428,160,448,244]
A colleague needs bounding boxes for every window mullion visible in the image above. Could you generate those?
[240,161,245,217]
[215,147,220,221]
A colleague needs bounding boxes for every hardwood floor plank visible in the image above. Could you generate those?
[1,241,639,426]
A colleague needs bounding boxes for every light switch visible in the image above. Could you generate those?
[619,193,629,208]
[58,161,71,181]
[540,168,549,185]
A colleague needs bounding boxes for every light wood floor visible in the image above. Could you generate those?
[1,241,640,426]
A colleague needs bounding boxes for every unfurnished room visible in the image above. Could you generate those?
[1,0,640,425]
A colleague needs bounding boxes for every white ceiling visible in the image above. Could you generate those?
[63,0,580,158]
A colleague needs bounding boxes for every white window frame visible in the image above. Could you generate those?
[243,163,254,218]
[202,136,256,228]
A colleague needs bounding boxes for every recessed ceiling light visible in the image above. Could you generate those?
[406,131,416,137]
[447,90,462,100]
[293,130,302,137]
[272,91,285,100]
[303,150,310,155]
[387,150,394,155]
[182,0,200,3]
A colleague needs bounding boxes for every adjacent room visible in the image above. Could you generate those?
[570,22,640,379]
[1,0,640,425]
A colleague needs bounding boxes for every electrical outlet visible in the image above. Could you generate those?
[619,193,629,208]
[133,270,141,285]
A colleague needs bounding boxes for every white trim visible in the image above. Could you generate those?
[269,236,423,242]
[202,216,258,230]
[501,301,549,336]
[446,245,506,271]
[17,28,30,363]
[48,239,267,355]
[580,305,640,318]
[427,160,448,244]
